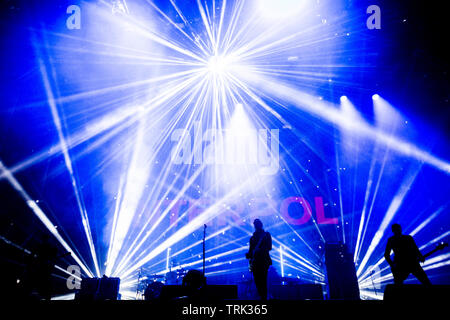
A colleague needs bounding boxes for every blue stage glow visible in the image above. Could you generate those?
[0,0,448,301]
[257,0,307,20]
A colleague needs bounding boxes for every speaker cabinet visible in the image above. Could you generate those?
[325,243,360,300]
[76,277,120,301]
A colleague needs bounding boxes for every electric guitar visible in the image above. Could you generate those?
[390,242,447,274]
[247,233,267,272]
[421,242,448,261]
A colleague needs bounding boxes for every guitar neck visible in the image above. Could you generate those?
[423,248,439,260]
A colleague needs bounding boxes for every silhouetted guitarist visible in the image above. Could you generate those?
[384,224,431,285]
[245,219,272,300]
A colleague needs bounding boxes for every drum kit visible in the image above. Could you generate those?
[137,268,187,300]
[137,226,207,300]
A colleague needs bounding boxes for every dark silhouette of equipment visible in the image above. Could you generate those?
[156,269,237,301]
[182,269,206,289]
[384,284,449,301]
[324,243,360,300]
[20,234,70,300]
[159,284,238,301]
[271,283,324,300]
[181,269,206,299]
[76,276,120,301]
[144,281,164,300]
[158,269,205,300]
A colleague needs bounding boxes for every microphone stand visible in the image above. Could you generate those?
[136,268,142,300]
[203,224,207,276]
[371,269,378,296]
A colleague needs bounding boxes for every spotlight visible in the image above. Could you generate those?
[340,96,348,102]
[372,94,380,100]
[207,55,231,76]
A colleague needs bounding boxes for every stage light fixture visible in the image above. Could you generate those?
[207,55,231,76]
[372,94,380,100]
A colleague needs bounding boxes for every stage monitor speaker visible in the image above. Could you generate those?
[325,243,360,300]
[159,284,238,301]
[76,278,99,301]
[159,285,188,300]
[98,277,120,300]
[76,277,120,301]
[271,284,324,300]
[384,284,450,301]
[203,285,238,300]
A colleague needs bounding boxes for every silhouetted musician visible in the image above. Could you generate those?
[384,223,431,285]
[245,219,272,300]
